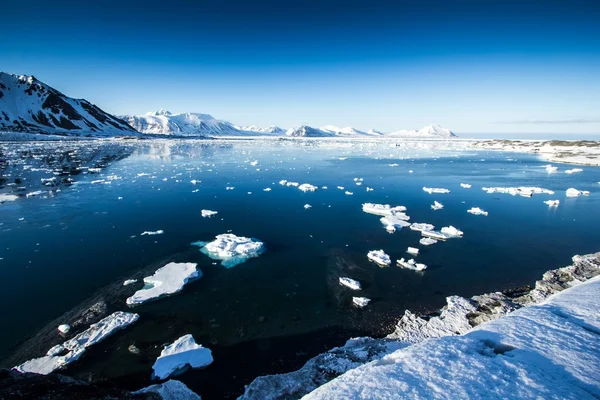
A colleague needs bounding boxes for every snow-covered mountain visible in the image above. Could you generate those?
[285,124,455,138]
[286,125,335,137]
[388,124,456,138]
[123,110,241,136]
[238,124,285,134]
[0,72,137,135]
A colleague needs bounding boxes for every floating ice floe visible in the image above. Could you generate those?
[566,188,590,197]
[126,262,200,306]
[440,226,464,237]
[123,279,138,286]
[201,210,218,218]
[380,216,411,231]
[279,180,287,185]
[397,258,427,271]
[337,186,345,190]
[545,165,558,173]
[366,187,374,192]
[141,230,164,236]
[15,312,139,375]
[345,191,353,195]
[421,230,449,240]
[249,160,259,166]
[362,203,407,217]
[299,183,318,192]
[423,187,450,194]
[482,186,554,197]
[410,223,435,232]
[286,182,299,187]
[431,201,444,210]
[385,225,396,233]
[57,324,70,334]
[544,200,560,207]
[152,334,213,380]
[193,234,265,268]
[419,237,438,246]
[304,204,312,209]
[26,190,46,198]
[190,180,200,185]
[339,277,362,291]
[367,250,391,267]
[565,168,583,174]
[407,247,419,256]
[460,183,472,188]
[226,186,235,190]
[352,297,371,308]
[263,187,272,192]
[0,194,19,202]
[467,207,488,216]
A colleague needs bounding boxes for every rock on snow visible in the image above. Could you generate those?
[152,334,213,380]
[126,262,200,306]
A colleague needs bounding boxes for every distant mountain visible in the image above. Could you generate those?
[238,124,286,134]
[387,124,456,138]
[319,125,371,136]
[286,125,335,137]
[0,72,137,135]
[123,110,241,136]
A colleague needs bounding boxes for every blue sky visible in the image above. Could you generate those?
[1,0,599,136]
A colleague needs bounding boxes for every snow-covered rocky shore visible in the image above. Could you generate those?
[239,252,600,400]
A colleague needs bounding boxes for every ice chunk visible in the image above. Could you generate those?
[565,168,583,174]
[385,225,396,233]
[141,230,164,236]
[421,230,448,240]
[201,209,218,218]
[460,183,472,188]
[367,250,391,267]
[419,237,438,246]
[352,297,371,308]
[57,324,70,334]
[195,233,265,268]
[545,165,558,173]
[15,312,139,375]
[126,263,200,306]
[0,194,19,202]
[344,191,353,195]
[544,200,560,207]
[249,160,259,166]
[423,187,450,194]
[286,181,299,187]
[410,223,435,232]
[26,190,46,198]
[123,279,138,286]
[431,201,444,210]
[304,204,312,209]
[381,216,411,230]
[397,258,427,271]
[482,186,554,196]
[134,380,201,399]
[407,247,419,256]
[190,180,200,185]
[467,207,488,216]
[362,203,407,217]
[441,226,464,237]
[339,277,362,291]
[299,183,318,192]
[566,188,590,197]
[279,180,287,185]
[152,334,213,380]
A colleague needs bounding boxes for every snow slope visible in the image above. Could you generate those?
[0,72,137,135]
[303,275,600,400]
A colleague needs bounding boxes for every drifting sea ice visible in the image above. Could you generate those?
[460,183,472,188]
[339,277,362,291]
[345,191,353,195]
[141,230,164,236]
[152,334,213,380]
[407,247,419,256]
[423,187,450,194]
[431,201,444,210]
[367,250,391,267]
[0,193,19,202]
[419,237,438,246]
[544,200,560,207]
[193,233,265,268]
[421,230,449,241]
[380,216,411,231]
[545,165,558,173]
[362,203,407,217]
[397,258,427,271]
[467,207,488,216]
[410,223,435,232]
[57,324,70,334]
[126,262,200,306]
[123,279,138,286]
[565,168,583,174]
[201,210,218,218]
[352,297,371,308]
[566,188,590,197]
[482,187,554,197]
[304,204,312,209]
[440,226,464,237]
[299,183,318,192]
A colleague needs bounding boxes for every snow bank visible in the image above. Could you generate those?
[195,233,265,267]
[152,334,213,380]
[339,277,362,291]
[126,262,200,306]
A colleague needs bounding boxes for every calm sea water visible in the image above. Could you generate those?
[1,138,599,398]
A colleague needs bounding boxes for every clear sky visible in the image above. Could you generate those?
[1,0,599,136]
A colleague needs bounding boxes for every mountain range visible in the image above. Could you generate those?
[0,72,456,138]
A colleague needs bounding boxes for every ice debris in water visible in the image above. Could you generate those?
[565,168,583,174]
[397,258,427,271]
[14,312,139,375]
[263,187,272,192]
[0,194,19,203]
[431,201,444,210]
[467,207,488,216]
[407,247,419,256]
[339,277,362,291]
[299,183,318,192]
[460,183,472,188]
[566,188,590,197]
[367,250,391,267]
[544,200,560,207]
[410,223,435,232]
[141,230,164,236]
[482,187,554,197]
[362,203,407,217]
[57,324,70,334]
[126,263,200,306]
[201,209,218,218]
[345,191,353,195]
[381,216,411,231]
[441,226,464,237]
[419,237,438,246]
[423,187,450,194]
[152,334,213,380]
[352,297,371,308]
[123,279,138,286]
[545,165,558,173]
[194,234,265,268]
[304,204,312,209]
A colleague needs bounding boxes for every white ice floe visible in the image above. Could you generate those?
[423,187,450,194]
[0,193,19,202]
[352,297,371,308]
[279,180,287,185]
[134,380,201,399]
[299,183,318,192]
[545,165,558,173]
[263,187,272,192]
[226,186,235,190]
[419,238,438,246]
[57,324,70,334]
[565,168,583,174]
[190,180,200,185]
[15,312,139,375]
[544,200,560,207]
[366,187,374,192]
[141,230,164,236]
[337,186,344,190]
[407,247,419,256]
[385,225,396,233]
[249,160,259,166]
[344,191,353,195]
[286,181,299,187]
[440,226,464,237]
[410,223,435,232]
[123,279,138,286]
[431,201,444,210]
[339,277,362,291]
[421,230,449,240]
[362,203,407,217]
[467,207,488,216]
[460,183,472,188]
[201,209,218,218]
[380,216,411,231]
[194,233,265,268]
[367,250,391,267]
[126,263,200,306]
[26,190,45,198]
[566,188,590,197]
[397,258,427,271]
[482,186,554,197]
[152,334,213,380]
[304,204,312,209]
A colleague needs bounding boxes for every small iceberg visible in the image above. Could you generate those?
[440,226,464,237]
[362,203,407,217]
[544,200,560,207]
[194,234,265,268]
[482,187,554,197]
[201,210,218,218]
[407,247,419,256]
[126,262,200,306]
[565,168,583,174]
[352,297,371,308]
[397,258,427,271]
[566,188,590,197]
[467,207,488,216]
[123,279,138,286]
[0,193,19,203]
[304,204,312,209]
[367,250,391,267]
[339,277,362,291]
[152,334,213,380]
[545,165,558,173]
[421,230,449,240]
[263,188,272,192]
[431,201,444,210]
[410,223,435,232]
[299,183,318,192]
[460,183,472,188]
[381,216,411,231]
[141,230,164,236]
[423,187,450,194]
[57,324,70,334]
[419,237,438,246]
[345,191,353,195]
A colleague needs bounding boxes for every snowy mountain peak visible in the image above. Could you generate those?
[418,124,455,137]
[239,124,285,134]
[124,111,238,136]
[147,109,172,116]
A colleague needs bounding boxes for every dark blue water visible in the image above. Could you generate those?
[0,139,599,398]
